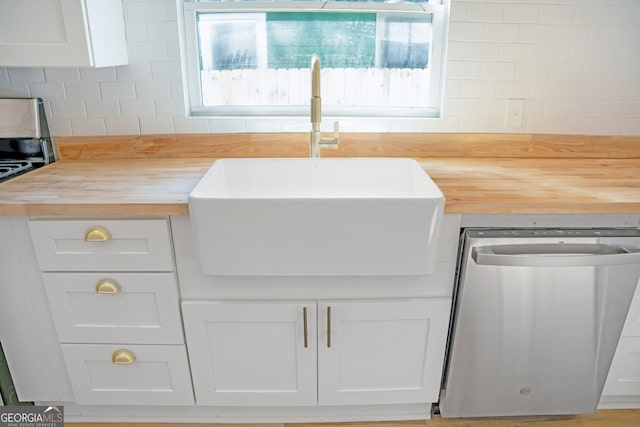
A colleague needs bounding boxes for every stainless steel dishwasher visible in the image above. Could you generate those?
[440,228,640,418]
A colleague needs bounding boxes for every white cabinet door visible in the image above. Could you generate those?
[317,299,451,406]
[182,300,317,406]
[43,272,184,345]
[61,344,194,406]
[0,0,127,67]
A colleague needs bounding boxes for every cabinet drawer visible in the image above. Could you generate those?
[61,344,194,406]
[43,273,184,345]
[29,219,174,272]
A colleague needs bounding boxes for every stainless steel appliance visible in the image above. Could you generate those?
[440,228,640,418]
[0,98,55,183]
[0,98,53,406]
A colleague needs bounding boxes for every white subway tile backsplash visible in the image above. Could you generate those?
[50,101,86,119]
[554,118,591,134]
[139,117,175,134]
[135,80,172,99]
[116,63,153,81]
[525,116,560,134]
[574,6,612,25]
[170,80,185,99]
[105,118,141,135]
[554,25,590,44]
[29,83,66,100]
[549,63,584,83]
[461,80,496,98]
[518,25,555,43]
[8,68,45,83]
[446,61,482,80]
[147,22,179,41]
[499,43,536,62]
[209,119,247,133]
[463,43,501,61]
[515,63,550,82]
[47,118,73,137]
[449,22,484,42]
[503,4,540,24]
[568,45,603,64]
[155,99,184,116]
[388,119,426,133]
[534,44,570,63]
[100,81,137,100]
[245,119,283,133]
[528,82,566,100]
[466,3,504,24]
[480,62,516,81]
[444,98,478,116]
[151,61,182,80]
[539,5,576,25]
[495,81,531,99]
[44,68,80,83]
[484,24,519,43]
[79,67,116,82]
[126,1,165,23]
[4,0,637,137]
[70,118,106,136]
[166,42,181,61]
[85,100,121,118]
[544,99,583,117]
[120,99,156,117]
[174,117,210,134]
[65,82,101,100]
[125,23,149,43]
[424,116,460,133]
[129,42,168,62]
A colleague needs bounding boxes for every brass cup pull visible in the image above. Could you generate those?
[84,226,111,242]
[95,279,121,294]
[112,350,136,364]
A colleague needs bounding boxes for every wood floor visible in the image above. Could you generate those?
[66,409,640,427]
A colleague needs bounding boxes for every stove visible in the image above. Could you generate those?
[0,98,56,182]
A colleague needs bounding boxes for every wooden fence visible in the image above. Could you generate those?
[201,68,430,107]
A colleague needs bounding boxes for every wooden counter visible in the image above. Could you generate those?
[0,157,638,216]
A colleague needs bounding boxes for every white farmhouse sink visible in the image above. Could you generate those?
[188,158,444,276]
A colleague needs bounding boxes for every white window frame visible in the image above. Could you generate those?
[178,1,449,119]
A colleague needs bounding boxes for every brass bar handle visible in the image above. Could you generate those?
[112,349,136,364]
[303,307,308,348]
[95,278,121,294]
[327,306,332,348]
[84,226,111,242]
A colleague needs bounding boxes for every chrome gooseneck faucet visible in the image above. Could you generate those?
[310,55,339,158]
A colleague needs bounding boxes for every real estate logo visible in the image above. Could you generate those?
[0,405,63,427]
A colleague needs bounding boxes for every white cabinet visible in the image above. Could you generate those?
[182,301,318,406]
[61,344,194,406]
[183,298,450,407]
[42,272,184,345]
[0,0,127,67]
[317,299,450,406]
[28,218,193,406]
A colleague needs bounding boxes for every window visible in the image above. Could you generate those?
[179,1,449,118]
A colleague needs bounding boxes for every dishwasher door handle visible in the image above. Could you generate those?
[472,243,640,267]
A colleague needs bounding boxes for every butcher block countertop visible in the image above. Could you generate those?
[0,156,639,216]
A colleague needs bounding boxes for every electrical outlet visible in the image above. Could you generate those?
[504,99,525,129]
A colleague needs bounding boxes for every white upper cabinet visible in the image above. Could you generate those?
[0,0,128,67]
